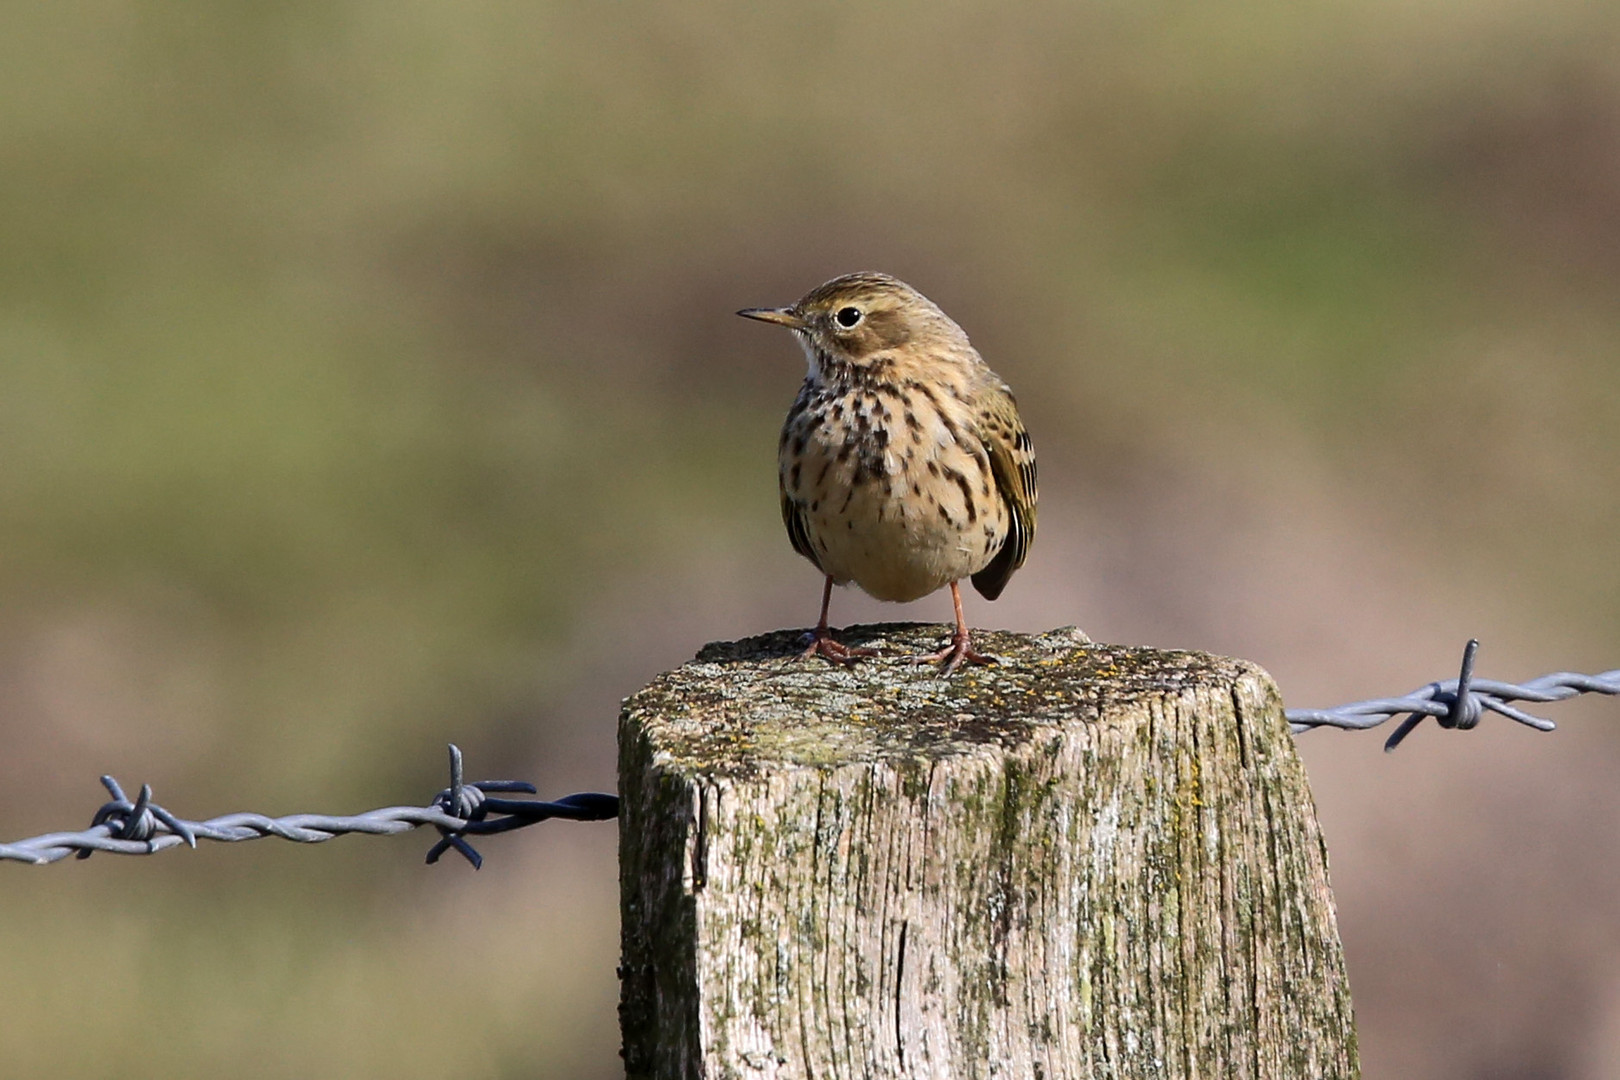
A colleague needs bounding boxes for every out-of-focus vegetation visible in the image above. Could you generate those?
[2,4,1617,1077]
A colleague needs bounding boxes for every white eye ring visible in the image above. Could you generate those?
[834,306,863,329]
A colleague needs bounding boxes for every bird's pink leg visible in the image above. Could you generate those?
[911,581,998,674]
[801,575,878,666]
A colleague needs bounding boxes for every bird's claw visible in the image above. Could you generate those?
[910,635,999,676]
[800,630,879,667]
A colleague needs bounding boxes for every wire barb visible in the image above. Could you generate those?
[0,744,617,869]
[1285,639,1620,749]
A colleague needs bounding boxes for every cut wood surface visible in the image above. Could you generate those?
[618,623,1357,1079]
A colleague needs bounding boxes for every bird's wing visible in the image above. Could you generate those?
[970,385,1037,601]
[780,484,824,572]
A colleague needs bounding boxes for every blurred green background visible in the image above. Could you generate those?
[2,3,1618,1077]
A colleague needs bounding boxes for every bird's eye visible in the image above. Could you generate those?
[835,306,863,328]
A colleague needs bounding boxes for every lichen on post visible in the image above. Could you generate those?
[618,623,1357,1079]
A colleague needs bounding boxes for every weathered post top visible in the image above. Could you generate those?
[618,624,1357,1080]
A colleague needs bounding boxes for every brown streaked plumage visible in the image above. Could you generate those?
[739,271,1037,673]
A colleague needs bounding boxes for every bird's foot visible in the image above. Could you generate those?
[910,633,999,676]
[799,629,879,667]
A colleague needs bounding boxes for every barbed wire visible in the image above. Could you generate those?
[1285,639,1620,750]
[0,745,616,869]
[4,640,1616,868]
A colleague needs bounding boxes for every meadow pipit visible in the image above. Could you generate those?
[739,272,1037,674]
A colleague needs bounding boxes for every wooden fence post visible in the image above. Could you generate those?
[618,624,1357,1079]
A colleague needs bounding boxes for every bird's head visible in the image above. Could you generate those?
[738,272,965,375]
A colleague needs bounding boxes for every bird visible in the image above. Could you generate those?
[738,271,1037,674]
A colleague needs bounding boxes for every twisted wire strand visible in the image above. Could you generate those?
[5,642,1617,868]
[0,745,617,869]
[1285,639,1620,750]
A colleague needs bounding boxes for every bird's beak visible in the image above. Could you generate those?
[737,307,808,330]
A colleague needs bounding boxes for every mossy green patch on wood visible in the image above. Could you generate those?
[630,623,1249,779]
